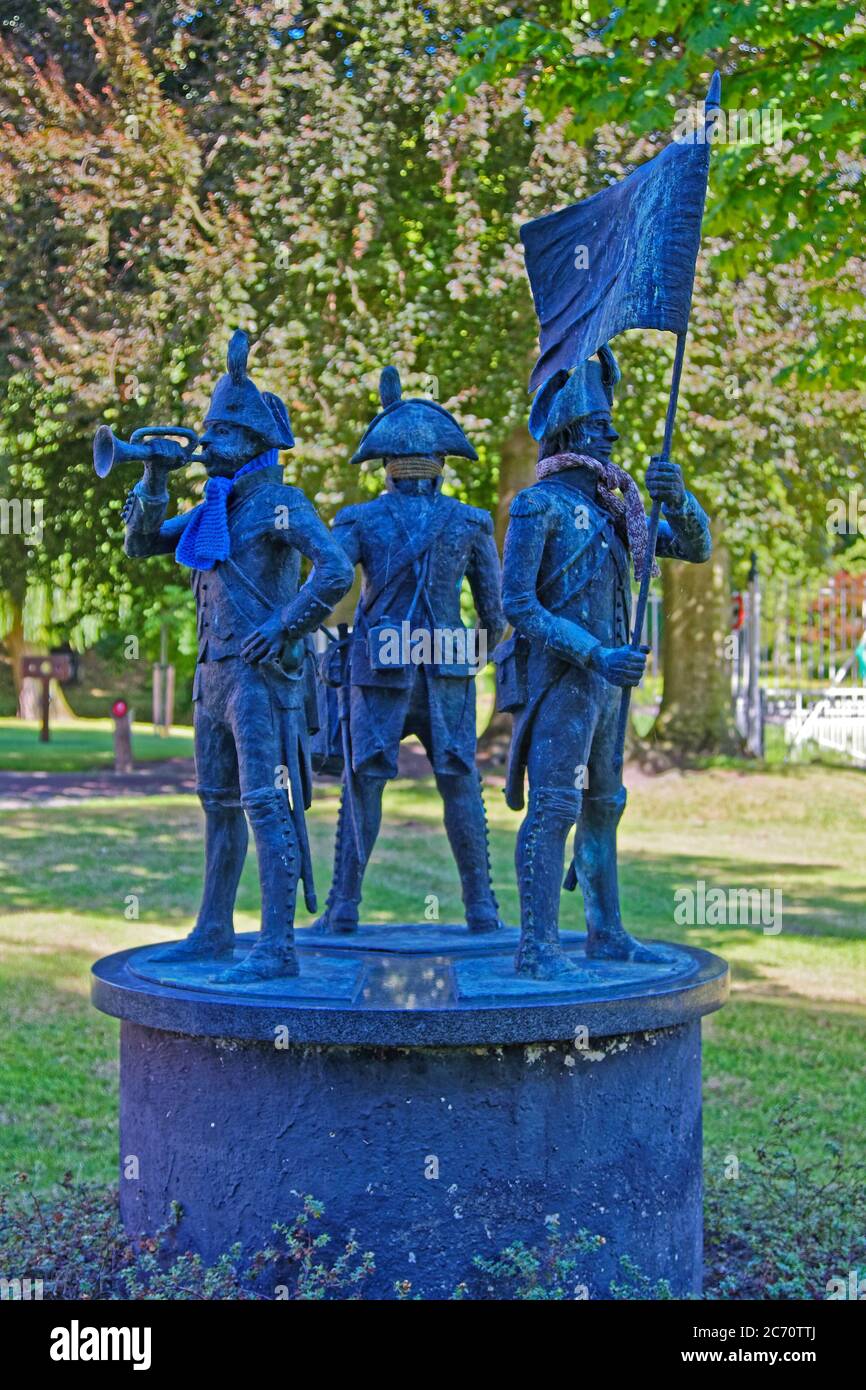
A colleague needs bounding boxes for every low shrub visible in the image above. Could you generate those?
[704,1106,866,1299]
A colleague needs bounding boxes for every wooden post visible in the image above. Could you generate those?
[112,699,133,775]
[164,663,176,733]
[39,672,51,742]
[747,552,763,756]
[152,663,162,735]
[20,654,73,743]
[152,622,173,736]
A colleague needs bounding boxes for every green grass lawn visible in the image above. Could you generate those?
[0,717,194,772]
[0,705,831,775]
[0,760,863,1199]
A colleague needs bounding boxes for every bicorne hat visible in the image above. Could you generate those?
[350,366,478,465]
[204,331,294,450]
[528,344,620,442]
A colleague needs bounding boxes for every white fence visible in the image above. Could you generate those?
[784,688,866,764]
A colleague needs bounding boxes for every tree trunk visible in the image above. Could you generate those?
[479,426,536,755]
[5,606,41,720]
[330,571,361,627]
[4,603,76,721]
[651,518,742,754]
[493,424,535,555]
[50,677,76,721]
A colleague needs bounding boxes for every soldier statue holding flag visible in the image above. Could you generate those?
[501,74,721,979]
[501,347,711,978]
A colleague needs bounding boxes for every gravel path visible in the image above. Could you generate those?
[0,743,460,807]
[0,758,197,807]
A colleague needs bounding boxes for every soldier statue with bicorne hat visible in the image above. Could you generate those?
[314,366,505,935]
[499,345,712,978]
[117,331,354,979]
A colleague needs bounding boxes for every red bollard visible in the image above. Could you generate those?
[112,699,133,775]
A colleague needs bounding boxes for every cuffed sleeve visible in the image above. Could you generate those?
[123,479,187,558]
[655,490,712,563]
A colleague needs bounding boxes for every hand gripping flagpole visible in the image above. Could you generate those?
[611,328,687,778]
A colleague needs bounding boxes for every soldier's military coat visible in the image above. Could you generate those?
[501,472,711,808]
[333,487,504,777]
[125,464,353,805]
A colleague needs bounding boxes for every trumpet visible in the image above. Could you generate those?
[93,425,204,478]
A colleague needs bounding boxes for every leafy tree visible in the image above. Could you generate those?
[0,1,861,751]
[447,0,866,749]
[0,2,592,673]
[0,2,256,702]
[448,1,866,387]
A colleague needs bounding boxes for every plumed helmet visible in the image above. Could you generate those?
[349,366,478,465]
[528,344,620,442]
[204,331,294,449]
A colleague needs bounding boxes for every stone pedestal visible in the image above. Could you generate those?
[92,926,727,1299]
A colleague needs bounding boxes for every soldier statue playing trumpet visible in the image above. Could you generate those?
[98,331,353,980]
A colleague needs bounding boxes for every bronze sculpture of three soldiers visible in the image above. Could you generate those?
[110,332,711,981]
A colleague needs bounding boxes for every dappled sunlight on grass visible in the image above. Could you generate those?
[0,762,863,1189]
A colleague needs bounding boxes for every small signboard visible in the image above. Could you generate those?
[19,653,75,741]
[20,653,74,683]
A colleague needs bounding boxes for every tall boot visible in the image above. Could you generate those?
[514,787,582,978]
[313,774,385,933]
[162,798,247,960]
[436,770,503,932]
[215,787,300,981]
[574,789,663,963]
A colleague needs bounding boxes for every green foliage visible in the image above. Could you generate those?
[0,0,862,751]
[705,1105,866,1299]
[462,1213,674,1299]
[3,0,859,656]
[0,1,562,644]
[446,2,866,584]
[0,1179,669,1301]
[8,1134,860,1300]
[0,1174,130,1301]
[449,2,866,387]
[0,1178,374,1301]
[139,582,197,677]
[463,1218,607,1300]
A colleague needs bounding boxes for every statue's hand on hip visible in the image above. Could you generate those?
[241,614,287,665]
[590,644,649,688]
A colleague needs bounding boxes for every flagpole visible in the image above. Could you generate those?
[612,328,688,776]
[555,69,719,892]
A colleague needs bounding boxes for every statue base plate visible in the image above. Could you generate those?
[91,926,728,1298]
[94,923,723,1046]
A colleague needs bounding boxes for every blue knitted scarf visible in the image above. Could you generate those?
[175,450,277,571]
